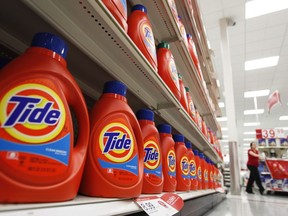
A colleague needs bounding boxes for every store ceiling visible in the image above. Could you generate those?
[198,0,288,162]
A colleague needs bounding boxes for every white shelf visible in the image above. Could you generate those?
[16,0,221,163]
[258,146,288,149]
[0,190,217,216]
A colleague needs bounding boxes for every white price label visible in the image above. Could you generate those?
[256,128,285,139]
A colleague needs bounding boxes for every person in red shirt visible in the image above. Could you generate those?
[246,142,264,195]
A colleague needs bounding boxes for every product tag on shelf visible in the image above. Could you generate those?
[135,193,184,216]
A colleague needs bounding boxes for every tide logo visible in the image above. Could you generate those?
[181,156,189,175]
[0,84,65,143]
[198,167,202,180]
[167,150,176,173]
[210,171,213,181]
[189,160,196,177]
[142,23,156,59]
[144,140,160,169]
[99,123,134,163]
[204,169,208,181]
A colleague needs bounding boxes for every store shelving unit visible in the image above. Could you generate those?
[0,0,224,214]
[223,168,231,188]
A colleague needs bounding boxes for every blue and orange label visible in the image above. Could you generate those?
[197,166,202,180]
[141,23,157,64]
[167,149,176,177]
[0,83,70,178]
[210,171,214,182]
[169,57,179,89]
[143,139,162,177]
[98,122,138,176]
[204,169,208,182]
[189,159,197,179]
[180,156,189,179]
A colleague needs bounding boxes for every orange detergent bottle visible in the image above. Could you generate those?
[157,124,177,192]
[208,159,213,189]
[185,87,196,123]
[157,42,181,101]
[178,73,189,113]
[173,134,190,191]
[0,32,89,203]
[204,157,209,189]
[136,109,163,194]
[185,141,197,190]
[194,150,202,190]
[80,81,144,198]
[199,153,206,190]
[167,0,179,21]
[177,16,188,47]
[128,4,157,71]
[102,0,128,32]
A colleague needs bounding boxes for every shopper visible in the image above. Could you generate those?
[246,142,265,195]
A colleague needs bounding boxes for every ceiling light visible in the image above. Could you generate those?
[245,56,279,71]
[216,80,220,87]
[244,109,264,115]
[222,135,228,138]
[279,116,288,120]
[217,117,227,122]
[243,143,251,146]
[244,131,256,135]
[244,138,255,141]
[218,102,225,108]
[275,127,288,130]
[244,90,270,98]
[221,127,228,131]
[221,140,229,143]
[244,122,260,126]
[245,0,288,19]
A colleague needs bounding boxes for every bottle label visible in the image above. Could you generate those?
[169,57,180,90]
[143,138,162,184]
[189,159,197,179]
[141,23,157,66]
[96,118,139,186]
[180,156,189,179]
[179,25,188,47]
[204,169,208,182]
[120,0,127,12]
[167,149,176,177]
[0,83,70,178]
[168,0,178,20]
[210,170,214,182]
[197,166,202,180]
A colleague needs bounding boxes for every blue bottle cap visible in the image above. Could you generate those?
[199,153,205,159]
[136,109,154,121]
[157,124,172,134]
[185,141,192,149]
[173,134,184,142]
[0,57,11,69]
[31,32,68,59]
[187,34,192,39]
[131,4,147,14]
[193,149,198,156]
[103,81,127,97]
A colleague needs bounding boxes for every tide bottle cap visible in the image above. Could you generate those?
[103,81,127,97]
[31,32,68,59]
[187,34,192,39]
[185,141,192,149]
[131,4,147,14]
[136,109,154,121]
[193,149,198,156]
[185,87,190,92]
[157,124,172,134]
[199,153,205,159]
[173,134,184,142]
[157,42,170,49]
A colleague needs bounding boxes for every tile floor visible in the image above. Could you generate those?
[204,189,288,216]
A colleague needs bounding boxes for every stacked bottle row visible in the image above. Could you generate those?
[102,2,219,145]
[0,32,221,203]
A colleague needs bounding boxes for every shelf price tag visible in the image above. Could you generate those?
[256,128,285,139]
[135,193,184,216]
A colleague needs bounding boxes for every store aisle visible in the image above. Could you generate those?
[204,190,288,216]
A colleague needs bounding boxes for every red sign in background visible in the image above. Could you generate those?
[265,159,288,179]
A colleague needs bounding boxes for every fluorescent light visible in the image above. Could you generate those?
[216,80,220,87]
[244,90,270,98]
[221,140,229,143]
[276,127,288,130]
[222,135,228,138]
[244,131,256,135]
[244,109,264,115]
[218,102,225,108]
[207,40,211,49]
[244,122,260,126]
[243,143,251,146]
[221,127,228,131]
[244,138,255,141]
[279,116,288,120]
[245,0,288,19]
[217,117,227,122]
[245,56,279,71]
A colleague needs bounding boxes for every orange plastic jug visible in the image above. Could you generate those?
[199,153,206,190]
[136,109,163,194]
[177,16,188,47]
[167,0,179,21]
[185,87,196,123]
[102,0,128,32]
[157,124,177,192]
[128,4,158,71]
[193,149,199,190]
[157,42,181,101]
[0,32,89,203]
[178,73,189,113]
[80,81,144,198]
[207,159,213,189]
[185,141,197,190]
[204,157,209,189]
[173,134,190,191]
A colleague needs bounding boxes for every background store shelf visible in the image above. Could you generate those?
[0,190,218,216]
